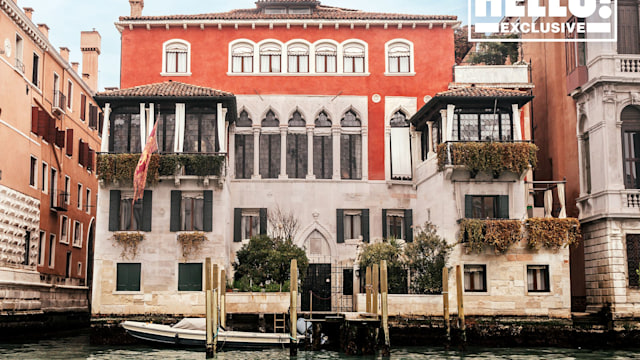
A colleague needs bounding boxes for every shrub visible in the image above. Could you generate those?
[404,223,453,294]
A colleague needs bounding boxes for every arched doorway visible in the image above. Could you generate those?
[301,230,332,311]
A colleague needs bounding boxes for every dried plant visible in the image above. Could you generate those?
[177,231,207,260]
[267,206,300,241]
[112,232,145,260]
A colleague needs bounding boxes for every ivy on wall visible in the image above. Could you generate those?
[177,231,207,260]
[525,218,582,250]
[113,232,145,260]
[437,142,538,176]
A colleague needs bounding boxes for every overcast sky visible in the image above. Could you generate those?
[19,0,468,91]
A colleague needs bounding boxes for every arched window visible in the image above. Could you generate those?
[235,110,253,179]
[340,110,362,179]
[314,111,332,179]
[232,44,254,73]
[163,40,190,74]
[260,110,280,178]
[315,44,337,73]
[622,106,640,188]
[287,111,307,178]
[387,42,411,73]
[343,43,365,73]
[288,43,309,73]
[390,110,412,180]
[260,43,281,73]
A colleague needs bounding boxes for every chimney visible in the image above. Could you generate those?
[37,24,49,39]
[59,47,70,62]
[23,7,33,20]
[129,0,144,17]
[80,30,101,91]
[71,62,79,73]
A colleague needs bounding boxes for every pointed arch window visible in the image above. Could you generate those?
[341,110,362,179]
[260,110,281,178]
[235,110,253,179]
[314,111,332,179]
[287,111,307,178]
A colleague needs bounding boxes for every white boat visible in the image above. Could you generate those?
[122,318,300,348]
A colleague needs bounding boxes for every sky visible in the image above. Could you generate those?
[19,0,469,91]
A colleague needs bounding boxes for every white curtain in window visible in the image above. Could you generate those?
[391,128,412,178]
[175,103,185,152]
[558,183,566,218]
[272,56,280,72]
[167,53,177,73]
[399,56,410,72]
[288,56,297,72]
[344,58,353,73]
[354,58,364,73]
[544,189,553,218]
[232,57,242,72]
[299,56,308,72]
[327,56,336,72]
[177,52,187,73]
[316,55,325,72]
[243,56,252,72]
[260,55,270,72]
[389,58,398,73]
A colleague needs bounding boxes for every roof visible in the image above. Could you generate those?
[118,4,457,22]
[435,87,530,98]
[95,81,234,98]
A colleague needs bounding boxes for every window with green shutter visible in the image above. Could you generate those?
[464,195,509,219]
[116,263,141,291]
[178,263,203,291]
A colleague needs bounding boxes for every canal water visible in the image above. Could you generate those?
[2,334,640,359]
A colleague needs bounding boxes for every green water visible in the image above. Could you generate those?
[2,334,640,359]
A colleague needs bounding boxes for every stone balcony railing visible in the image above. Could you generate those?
[577,189,640,222]
[586,54,640,82]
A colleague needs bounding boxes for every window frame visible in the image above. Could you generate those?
[342,42,366,74]
[464,264,487,292]
[627,234,640,287]
[344,210,363,241]
[38,230,46,266]
[453,108,514,142]
[526,265,550,293]
[178,263,203,292]
[32,52,40,87]
[29,156,37,188]
[385,39,414,75]
[161,39,191,76]
[315,43,337,73]
[60,215,69,244]
[622,106,640,189]
[72,220,82,248]
[77,183,83,210]
[180,193,205,232]
[67,80,73,110]
[116,263,142,292]
[231,43,254,73]
[287,43,310,73]
[48,233,56,268]
[259,42,282,73]
[64,176,71,205]
[41,161,48,193]
[241,209,261,241]
[86,188,91,214]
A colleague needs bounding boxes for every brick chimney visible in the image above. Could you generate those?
[71,62,79,73]
[37,24,49,39]
[129,0,144,17]
[80,30,101,91]
[59,47,70,62]
[23,7,33,20]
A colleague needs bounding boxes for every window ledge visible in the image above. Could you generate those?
[526,291,552,296]
[386,179,413,187]
[160,72,192,77]
[384,72,416,76]
[72,244,82,249]
[113,291,142,295]
[226,72,371,77]
[463,291,489,296]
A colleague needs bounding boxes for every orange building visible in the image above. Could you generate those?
[0,0,101,328]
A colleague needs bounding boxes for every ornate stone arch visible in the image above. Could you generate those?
[259,107,282,126]
[295,216,337,261]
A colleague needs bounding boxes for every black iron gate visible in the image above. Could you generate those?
[302,263,331,311]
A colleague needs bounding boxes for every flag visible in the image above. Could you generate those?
[133,120,159,202]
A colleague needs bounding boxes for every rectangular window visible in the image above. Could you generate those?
[565,17,586,74]
[259,134,281,178]
[344,56,364,73]
[15,34,23,72]
[86,188,91,213]
[340,134,362,180]
[120,196,144,231]
[38,231,45,266]
[454,112,513,142]
[67,80,73,110]
[316,53,336,73]
[232,54,253,73]
[73,221,82,247]
[260,54,281,73]
[156,108,176,153]
[618,1,640,54]
[30,156,37,187]
[343,269,354,296]
[527,265,550,292]
[288,53,309,73]
[78,262,83,276]
[471,196,497,219]
[583,132,591,194]
[241,210,260,241]
[344,210,362,240]
[64,176,70,205]
[387,214,404,240]
[50,168,58,208]
[80,94,86,121]
[464,264,486,292]
[41,162,48,193]
[32,52,39,86]
[313,135,332,179]
[24,231,30,265]
[627,234,640,287]
[286,133,307,179]
[178,263,203,291]
[65,251,72,278]
[181,195,204,231]
[623,130,640,189]
[390,127,412,180]
[77,183,83,209]
[111,110,142,153]
[116,263,141,291]
[60,216,69,244]
[183,106,217,153]
[235,134,254,179]
[48,234,55,268]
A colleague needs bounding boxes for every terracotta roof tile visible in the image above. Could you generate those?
[119,4,456,22]
[96,81,234,98]
[435,86,530,98]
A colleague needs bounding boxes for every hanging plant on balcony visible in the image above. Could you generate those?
[112,232,145,260]
[178,231,207,260]
[437,142,538,176]
[526,218,581,250]
[97,153,160,185]
[157,154,225,178]
[458,219,522,254]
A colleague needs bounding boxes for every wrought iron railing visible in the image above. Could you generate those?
[53,90,66,113]
[51,190,69,212]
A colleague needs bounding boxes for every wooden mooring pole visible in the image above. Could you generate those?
[455,265,466,344]
[220,268,226,329]
[205,258,213,358]
[380,260,390,357]
[290,259,298,356]
[212,264,219,355]
[372,264,379,315]
[442,267,450,345]
[365,266,372,313]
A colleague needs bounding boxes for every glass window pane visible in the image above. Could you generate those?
[259,134,280,178]
[313,135,332,179]
[235,134,254,179]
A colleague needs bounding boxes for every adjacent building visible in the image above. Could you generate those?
[0,0,101,326]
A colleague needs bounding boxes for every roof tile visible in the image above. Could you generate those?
[435,87,530,98]
[96,81,234,98]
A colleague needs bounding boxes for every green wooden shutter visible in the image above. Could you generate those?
[203,191,213,232]
[117,263,141,291]
[464,195,473,218]
[233,208,242,242]
[498,195,509,219]
[141,190,152,232]
[404,209,413,243]
[178,263,203,291]
[336,209,344,243]
[259,208,267,235]
[361,209,370,243]
[170,190,181,232]
[109,190,121,231]
[382,209,387,239]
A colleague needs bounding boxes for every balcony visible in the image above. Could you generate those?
[97,152,226,186]
[50,190,69,212]
[52,91,66,116]
[437,141,538,178]
[15,58,24,73]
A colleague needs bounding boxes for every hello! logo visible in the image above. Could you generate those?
[469,0,617,42]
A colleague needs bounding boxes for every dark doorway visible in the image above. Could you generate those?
[302,263,331,311]
[65,251,72,278]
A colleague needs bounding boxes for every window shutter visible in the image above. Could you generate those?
[141,190,153,232]
[233,208,242,242]
[78,140,85,166]
[109,190,121,231]
[336,209,344,243]
[361,209,370,243]
[80,94,86,121]
[83,143,90,168]
[203,190,213,232]
[464,195,473,218]
[88,148,95,171]
[98,112,104,137]
[170,190,181,232]
[404,209,413,242]
[66,129,74,156]
[259,208,268,235]
[382,209,387,239]
[31,106,39,134]
[55,128,65,148]
[46,115,56,143]
[37,110,48,137]
[498,195,509,219]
